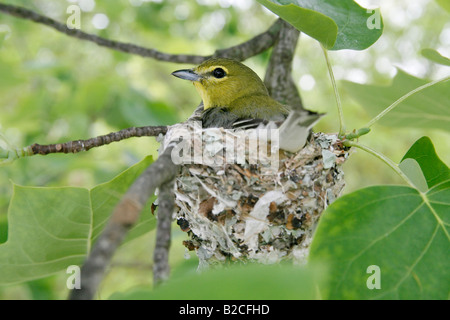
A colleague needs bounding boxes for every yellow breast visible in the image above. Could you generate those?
[194,82,213,109]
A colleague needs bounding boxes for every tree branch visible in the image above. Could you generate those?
[30,126,168,156]
[68,145,179,300]
[0,3,281,64]
[264,20,304,111]
[213,18,283,60]
[0,3,208,64]
[152,178,175,286]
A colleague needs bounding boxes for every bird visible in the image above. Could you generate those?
[172,57,322,152]
[171,58,290,129]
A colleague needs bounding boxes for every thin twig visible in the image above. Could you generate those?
[68,145,179,300]
[344,140,417,190]
[0,3,208,64]
[321,44,345,137]
[214,18,283,61]
[0,3,281,64]
[30,126,168,156]
[1,126,168,164]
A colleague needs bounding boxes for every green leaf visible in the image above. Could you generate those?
[399,159,428,193]
[257,0,337,49]
[256,0,383,50]
[309,183,450,299]
[342,69,450,131]
[401,136,450,190]
[105,90,180,128]
[421,48,450,66]
[109,263,326,300]
[435,0,450,13]
[0,156,155,285]
[310,137,450,299]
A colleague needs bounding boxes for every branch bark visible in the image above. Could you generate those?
[213,18,283,60]
[264,20,304,111]
[152,178,175,286]
[0,3,208,64]
[0,3,281,64]
[30,126,168,155]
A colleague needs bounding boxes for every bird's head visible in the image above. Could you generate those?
[172,58,269,109]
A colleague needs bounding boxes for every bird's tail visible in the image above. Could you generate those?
[277,111,324,153]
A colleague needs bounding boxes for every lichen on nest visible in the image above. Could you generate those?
[159,123,348,269]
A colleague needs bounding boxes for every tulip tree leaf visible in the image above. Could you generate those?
[399,159,428,193]
[0,156,155,285]
[256,0,383,50]
[257,0,337,49]
[309,137,450,299]
[421,48,450,66]
[310,183,450,299]
[342,69,450,131]
[400,136,450,190]
[398,159,428,192]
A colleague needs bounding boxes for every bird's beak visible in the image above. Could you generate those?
[171,69,202,82]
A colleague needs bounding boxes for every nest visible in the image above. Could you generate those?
[159,122,348,269]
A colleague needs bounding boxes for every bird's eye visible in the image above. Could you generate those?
[212,68,226,79]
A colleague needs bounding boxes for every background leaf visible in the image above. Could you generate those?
[0,156,155,285]
[256,0,383,50]
[421,48,450,66]
[435,0,450,13]
[342,69,450,131]
[0,186,90,285]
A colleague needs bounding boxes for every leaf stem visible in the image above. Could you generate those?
[321,44,345,137]
[344,140,417,190]
[0,132,33,165]
[365,76,450,128]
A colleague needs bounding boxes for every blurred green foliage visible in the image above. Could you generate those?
[0,0,449,299]
[109,262,326,300]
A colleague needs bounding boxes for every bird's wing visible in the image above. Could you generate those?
[231,118,268,130]
[202,108,271,130]
[201,106,241,129]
